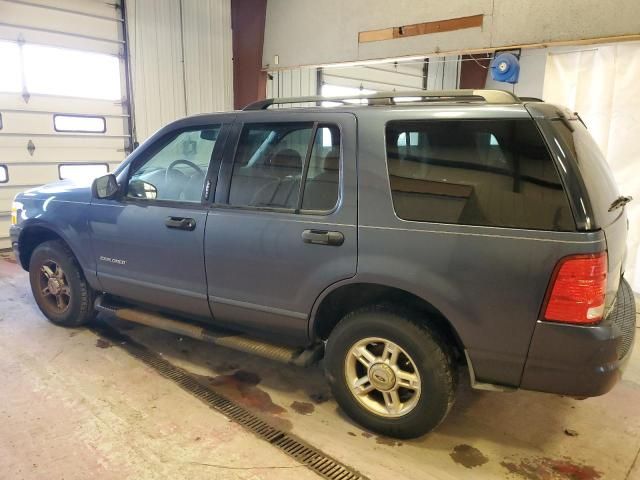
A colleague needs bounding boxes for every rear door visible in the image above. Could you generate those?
[204,112,357,343]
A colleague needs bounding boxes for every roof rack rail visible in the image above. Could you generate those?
[520,96,544,102]
[243,89,521,110]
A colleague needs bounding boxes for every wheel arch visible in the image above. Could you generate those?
[310,281,465,359]
[18,223,66,269]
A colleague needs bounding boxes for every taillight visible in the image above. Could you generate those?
[543,252,608,325]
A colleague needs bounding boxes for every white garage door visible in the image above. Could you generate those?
[0,0,131,249]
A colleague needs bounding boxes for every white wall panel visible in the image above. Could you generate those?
[126,0,233,142]
[263,0,640,69]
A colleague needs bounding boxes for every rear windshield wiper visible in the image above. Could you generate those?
[608,195,633,212]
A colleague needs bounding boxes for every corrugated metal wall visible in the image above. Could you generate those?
[126,0,233,142]
[266,55,461,103]
[267,68,318,99]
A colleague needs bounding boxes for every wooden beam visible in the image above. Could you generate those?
[359,14,484,44]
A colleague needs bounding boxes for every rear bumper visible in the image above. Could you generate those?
[520,278,636,397]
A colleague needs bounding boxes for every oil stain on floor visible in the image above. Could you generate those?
[450,444,489,469]
[500,456,602,480]
[290,401,315,415]
[95,338,112,349]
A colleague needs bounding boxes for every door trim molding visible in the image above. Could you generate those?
[99,272,207,300]
[210,295,307,320]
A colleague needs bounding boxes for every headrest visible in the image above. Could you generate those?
[323,148,340,171]
[270,148,302,169]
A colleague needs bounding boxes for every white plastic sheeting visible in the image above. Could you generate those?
[543,42,640,291]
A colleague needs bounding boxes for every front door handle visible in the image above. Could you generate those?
[165,216,196,231]
[302,229,344,246]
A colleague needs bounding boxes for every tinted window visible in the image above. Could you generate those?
[549,118,620,228]
[385,119,574,231]
[301,126,340,211]
[229,123,312,209]
[128,126,220,203]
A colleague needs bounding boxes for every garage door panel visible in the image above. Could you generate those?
[9,0,123,19]
[1,2,122,42]
[4,163,117,186]
[0,0,123,55]
[0,218,11,243]
[0,93,126,116]
[0,146,125,164]
[0,135,126,150]
[0,25,121,55]
[0,0,129,250]
[1,113,127,137]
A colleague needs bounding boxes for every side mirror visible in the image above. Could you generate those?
[92,174,119,199]
[128,179,158,200]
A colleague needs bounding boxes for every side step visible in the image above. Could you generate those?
[95,296,324,367]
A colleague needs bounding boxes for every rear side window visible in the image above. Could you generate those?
[228,123,340,212]
[385,119,574,231]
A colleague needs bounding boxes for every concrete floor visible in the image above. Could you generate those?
[1,251,640,480]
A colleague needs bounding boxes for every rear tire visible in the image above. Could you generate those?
[29,240,96,327]
[325,305,457,438]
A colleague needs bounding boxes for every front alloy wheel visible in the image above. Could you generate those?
[29,240,96,327]
[38,260,71,313]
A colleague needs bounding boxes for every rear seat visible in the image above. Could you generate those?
[301,148,340,211]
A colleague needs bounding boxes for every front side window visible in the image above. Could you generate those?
[228,123,341,212]
[128,126,220,203]
[385,119,575,231]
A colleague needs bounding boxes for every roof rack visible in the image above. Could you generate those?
[243,89,521,110]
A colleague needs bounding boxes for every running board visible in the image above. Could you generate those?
[94,296,323,367]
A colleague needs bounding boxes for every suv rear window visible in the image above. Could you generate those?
[385,119,575,231]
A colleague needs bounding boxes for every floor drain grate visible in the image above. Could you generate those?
[91,321,368,480]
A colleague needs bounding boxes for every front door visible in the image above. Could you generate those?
[90,121,229,318]
[204,112,358,343]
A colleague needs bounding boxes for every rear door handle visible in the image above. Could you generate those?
[302,229,344,246]
[165,216,196,231]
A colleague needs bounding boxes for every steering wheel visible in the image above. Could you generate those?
[166,159,204,179]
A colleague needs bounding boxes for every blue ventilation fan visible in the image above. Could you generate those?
[490,52,520,84]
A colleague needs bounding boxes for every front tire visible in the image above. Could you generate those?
[29,240,96,327]
[325,306,457,438]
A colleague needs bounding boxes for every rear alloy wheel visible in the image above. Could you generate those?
[325,306,457,439]
[29,240,96,327]
[345,337,421,417]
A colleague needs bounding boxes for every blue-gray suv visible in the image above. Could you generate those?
[10,90,636,438]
